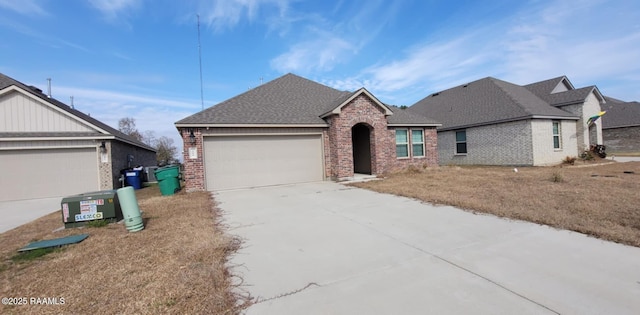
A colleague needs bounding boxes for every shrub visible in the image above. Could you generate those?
[550,172,564,183]
[562,156,577,165]
[580,151,594,161]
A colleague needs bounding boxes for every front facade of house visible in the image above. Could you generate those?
[0,73,156,201]
[411,76,604,166]
[176,74,439,192]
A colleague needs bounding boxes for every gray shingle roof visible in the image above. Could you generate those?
[0,72,155,152]
[524,76,570,96]
[176,73,439,126]
[409,77,578,130]
[387,106,440,125]
[176,73,350,125]
[601,96,640,129]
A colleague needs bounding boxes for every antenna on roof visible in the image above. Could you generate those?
[197,14,204,111]
[46,78,51,98]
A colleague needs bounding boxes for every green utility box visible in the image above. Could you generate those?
[155,165,181,196]
[61,190,123,228]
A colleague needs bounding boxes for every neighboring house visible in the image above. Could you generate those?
[0,73,156,202]
[175,73,440,192]
[601,96,640,153]
[410,76,605,166]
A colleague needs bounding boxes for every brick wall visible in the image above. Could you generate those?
[438,120,535,166]
[604,126,640,153]
[109,140,157,189]
[531,119,578,165]
[181,128,205,192]
[386,127,438,172]
[326,95,438,179]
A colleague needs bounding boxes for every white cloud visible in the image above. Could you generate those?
[0,18,89,52]
[51,85,205,158]
[198,0,290,31]
[323,0,640,104]
[89,0,142,22]
[270,0,398,75]
[271,32,356,73]
[0,0,48,16]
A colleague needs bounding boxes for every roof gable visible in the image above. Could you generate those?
[176,73,439,127]
[409,77,577,130]
[544,86,605,107]
[320,88,393,118]
[176,73,349,126]
[0,72,155,151]
[0,85,104,133]
[524,76,574,96]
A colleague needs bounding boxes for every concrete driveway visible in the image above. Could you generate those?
[0,197,61,233]
[217,182,640,315]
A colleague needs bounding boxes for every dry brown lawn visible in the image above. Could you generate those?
[353,161,640,247]
[0,187,250,314]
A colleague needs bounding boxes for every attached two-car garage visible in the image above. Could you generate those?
[0,148,99,201]
[203,134,324,191]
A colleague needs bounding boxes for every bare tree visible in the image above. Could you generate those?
[155,136,177,166]
[118,117,178,165]
[118,117,143,142]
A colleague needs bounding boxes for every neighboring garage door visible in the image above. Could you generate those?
[204,134,324,190]
[0,148,99,201]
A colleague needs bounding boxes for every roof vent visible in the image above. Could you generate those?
[432,92,440,97]
[463,84,469,88]
[28,85,42,93]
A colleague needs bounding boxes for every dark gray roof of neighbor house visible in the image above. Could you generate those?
[387,106,441,125]
[0,72,156,152]
[176,73,351,125]
[176,73,439,126]
[525,77,603,107]
[524,76,571,96]
[409,77,578,130]
[601,96,640,129]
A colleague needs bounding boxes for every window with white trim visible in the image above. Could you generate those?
[396,129,409,158]
[411,129,425,157]
[552,121,561,149]
[455,130,467,154]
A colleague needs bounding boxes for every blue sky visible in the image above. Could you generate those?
[1,0,639,151]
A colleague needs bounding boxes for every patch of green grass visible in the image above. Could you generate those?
[0,263,8,273]
[11,247,64,262]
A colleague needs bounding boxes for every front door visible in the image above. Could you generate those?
[352,124,372,174]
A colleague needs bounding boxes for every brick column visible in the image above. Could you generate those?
[181,128,205,192]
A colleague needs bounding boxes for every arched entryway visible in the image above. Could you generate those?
[352,123,372,174]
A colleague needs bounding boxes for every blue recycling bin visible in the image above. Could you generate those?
[125,170,142,189]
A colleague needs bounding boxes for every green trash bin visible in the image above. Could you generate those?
[155,165,181,196]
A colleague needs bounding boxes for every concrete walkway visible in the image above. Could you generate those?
[0,197,61,233]
[217,182,640,315]
[607,156,640,162]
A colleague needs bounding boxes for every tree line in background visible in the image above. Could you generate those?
[118,117,178,166]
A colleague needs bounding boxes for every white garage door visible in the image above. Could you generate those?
[0,148,99,201]
[204,134,324,190]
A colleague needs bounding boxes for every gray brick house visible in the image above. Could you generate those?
[175,73,440,192]
[601,97,640,154]
[0,73,156,201]
[410,76,605,166]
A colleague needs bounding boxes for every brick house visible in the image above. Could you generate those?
[175,73,440,191]
[409,76,605,166]
[0,73,156,201]
[601,96,640,154]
